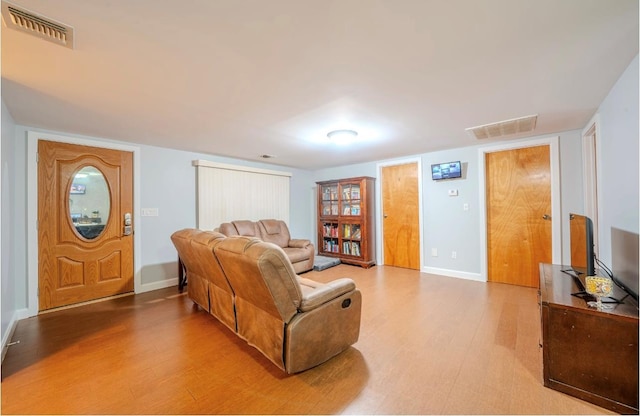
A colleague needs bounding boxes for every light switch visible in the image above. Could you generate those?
[463,203,469,211]
[141,208,159,217]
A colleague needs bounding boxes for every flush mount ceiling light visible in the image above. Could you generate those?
[327,129,358,141]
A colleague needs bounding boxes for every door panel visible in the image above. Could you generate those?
[486,145,552,288]
[382,163,420,270]
[38,140,134,311]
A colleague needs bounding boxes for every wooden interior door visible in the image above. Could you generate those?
[382,163,420,270]
[486,145,552,287]
[38,140,134,311]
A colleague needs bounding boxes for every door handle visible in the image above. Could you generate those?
[123,212,132,236]
[542,214,551,220]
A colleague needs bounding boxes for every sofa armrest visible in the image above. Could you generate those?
[288,239,312,249]
[298,277,356,312]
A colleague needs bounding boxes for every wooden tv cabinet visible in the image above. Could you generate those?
[539,263,639,414]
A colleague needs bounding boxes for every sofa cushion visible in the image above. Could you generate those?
[218,222,238,236]
[232,220,260,237]
[282,247,311,263]
[258,219,290,248]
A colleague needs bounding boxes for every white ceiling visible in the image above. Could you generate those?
[2,0,638,169]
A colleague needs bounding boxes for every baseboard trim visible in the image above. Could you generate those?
[2,308,28,364]
[139,277,179,293]
[422,267,485,282]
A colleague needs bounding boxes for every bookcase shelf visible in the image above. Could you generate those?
[316,177,375,268]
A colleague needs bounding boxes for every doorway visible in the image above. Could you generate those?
[26,132,141,317]
[38,140,134,310]
[479,137,562,287]
[582,116,600,257]
[485,145,551,287]
[379,161,421,270]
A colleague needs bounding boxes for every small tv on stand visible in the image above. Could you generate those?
[569,213,596,276]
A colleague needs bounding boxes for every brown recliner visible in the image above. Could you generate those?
[170,229,236,332]
[218,219,315,274]
[214,236,361,374]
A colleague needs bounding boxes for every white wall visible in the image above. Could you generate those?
[311,56,639,279]
[137,144,313,286]
[6,124,314,318]
[596,54,639,267]
[314,131,585,277]
[1,100,23,355]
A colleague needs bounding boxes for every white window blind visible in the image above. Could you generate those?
[193,160,291,230]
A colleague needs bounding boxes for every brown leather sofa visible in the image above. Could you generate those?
[170,229,236,331]
[217,219,314,274]
[170,229,361,374]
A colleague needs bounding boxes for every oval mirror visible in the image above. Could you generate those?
[68,166,110,240]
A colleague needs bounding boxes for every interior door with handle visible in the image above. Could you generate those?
[38,140,134,311]
[381,163,420,270]
[486,145,552,287]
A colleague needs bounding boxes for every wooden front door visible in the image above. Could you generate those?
[382,163,420,270]
[38,140,134,311]
[486,145,552,288]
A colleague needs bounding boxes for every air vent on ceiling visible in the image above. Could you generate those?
[466,114,537,140]
[1,1,74,49]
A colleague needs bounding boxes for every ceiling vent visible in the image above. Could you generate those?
[466,114,537,140]
[1,1,74,49]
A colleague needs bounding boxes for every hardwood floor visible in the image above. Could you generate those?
[1,265,612,415]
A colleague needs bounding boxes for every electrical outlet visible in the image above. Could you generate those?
[463,203,469,211]
[451,251,457,259]
[431,248,438,257]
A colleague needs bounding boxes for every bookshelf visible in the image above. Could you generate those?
[317,177,375,268]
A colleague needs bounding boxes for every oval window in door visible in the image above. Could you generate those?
[68,166,110,240]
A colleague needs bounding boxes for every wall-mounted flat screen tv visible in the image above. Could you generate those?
[431,161,461,180]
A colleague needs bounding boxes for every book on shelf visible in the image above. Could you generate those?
[351,187,360,199]
[331,206,339,215]
[351,205,360,215]
[352,227,361,240]
[323,224,339,237]
[351,241,360,256]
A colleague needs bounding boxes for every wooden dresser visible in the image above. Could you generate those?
[539,263,639,413]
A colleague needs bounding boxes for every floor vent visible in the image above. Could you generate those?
[1,1,74,49]
[466,114,537,140]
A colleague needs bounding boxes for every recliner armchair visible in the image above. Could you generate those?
[213,236,361,374]
[218,219,314,273]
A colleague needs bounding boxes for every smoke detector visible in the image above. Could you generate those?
[1,1,74,49]
[466,114,537,140]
